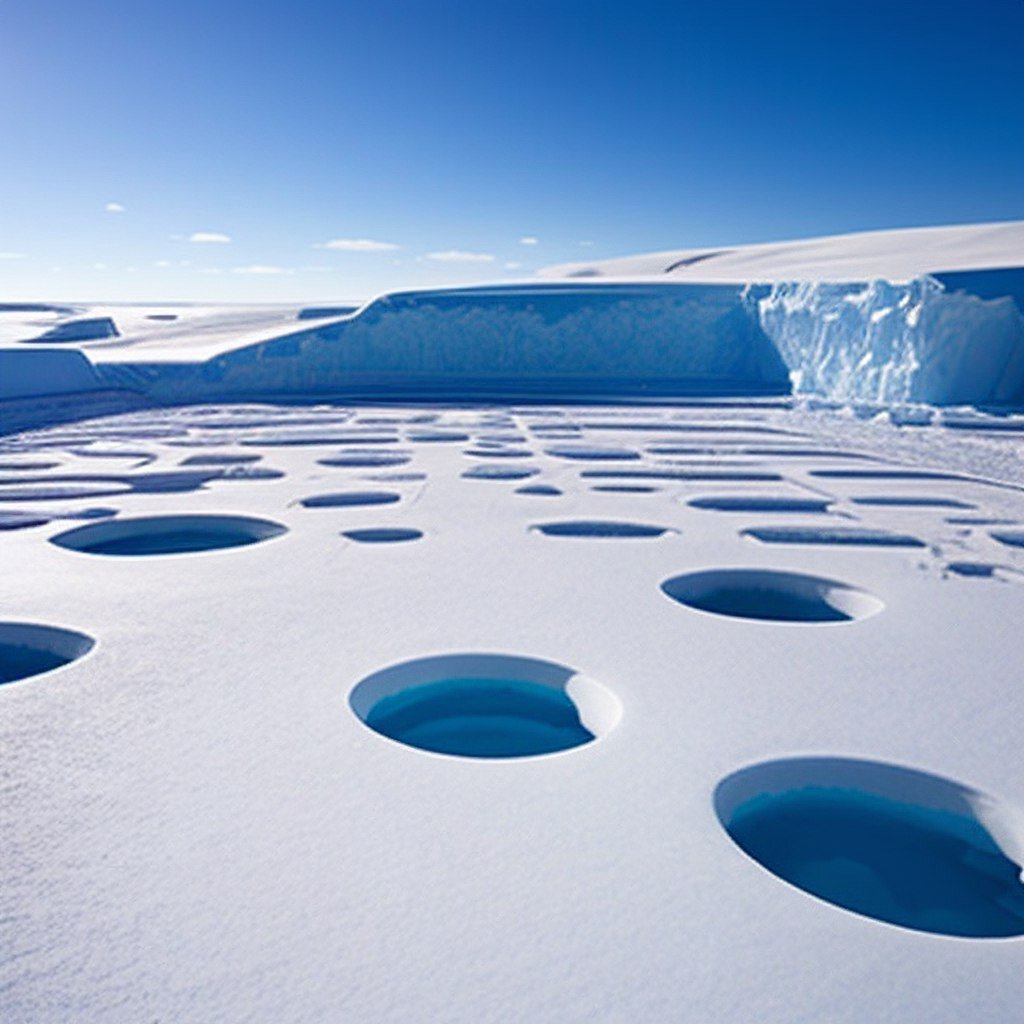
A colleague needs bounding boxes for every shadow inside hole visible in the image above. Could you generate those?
[0,623,95,685]
[342,527,423,543]
[716,757,1024,938]
[50,513,287,556]
[661,568,882,623]
[533,520,672,538]
[350,653,621,760]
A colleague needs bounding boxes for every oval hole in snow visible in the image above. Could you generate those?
[342,527,423,544]
[300,491,401,508]
[533,520,673,539]
[660,568,882,623]
[689,495,832,513]
[0,622,95,685]
[50,513,287,556]
[715,757,1024,938]
[350,653,621,759]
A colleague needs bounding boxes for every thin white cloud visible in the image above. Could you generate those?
[579,240,595,247]
[189,231,232,244]
[426,250,495,263]
[504,261,522,270]
[92,262,108,271]
[154,260,172,268]
[0,252,25,259]
[519,236,538,246]
[105,202,125,213]
[232,265,294,275]
[316,238,400,252]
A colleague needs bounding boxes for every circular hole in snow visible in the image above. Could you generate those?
[715,757,1024,938]
[342,527,423,544]
[660,568,882,623]
[350,653,621,760]
[0,622,95,685]
[50,513,287,557]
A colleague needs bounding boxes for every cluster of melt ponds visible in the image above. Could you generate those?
[2,402,1024,942]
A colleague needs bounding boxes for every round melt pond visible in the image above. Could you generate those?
[50,513,287,556]
[350,653,621,759]
[661,568,882,623]
[0,623,95,685]
[715,757,1024,938]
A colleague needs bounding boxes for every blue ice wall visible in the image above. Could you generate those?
[54,267,1024,409]
[99,284,791,402]
[750,268,1024,407]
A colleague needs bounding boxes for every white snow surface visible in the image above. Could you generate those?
[540,220,1024,283]
[1,400,1024,1022]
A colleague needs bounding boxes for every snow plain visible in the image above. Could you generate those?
[1,399,1024,1021]
[3,220,1024,1020]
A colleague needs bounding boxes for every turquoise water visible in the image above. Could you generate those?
[365,678,595,758]
[727,787,1024,937]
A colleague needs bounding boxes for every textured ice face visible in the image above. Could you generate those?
[753,275,1024,406]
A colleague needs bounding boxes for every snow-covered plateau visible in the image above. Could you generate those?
[1,399,1024,1022]
[3,220,1024,1022]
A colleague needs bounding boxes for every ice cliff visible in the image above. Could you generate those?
[751,271,1024,406]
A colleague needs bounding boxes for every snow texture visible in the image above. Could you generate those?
[1,400,1024,1021]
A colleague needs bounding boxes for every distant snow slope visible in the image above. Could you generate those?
[539,221,1024,282]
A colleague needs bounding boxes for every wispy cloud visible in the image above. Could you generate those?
[105,202,125,213]
[504,261,522,270]
[426,250,495,263]
[0,252,25,259]
[232,264,294,275]
[154,260,172,268]
[316,238,400,252]
[92,262,108,271]
[519,236,538,246]
[579,240,595,247]
[189,231,232,244]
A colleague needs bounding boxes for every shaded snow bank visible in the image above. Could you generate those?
[752,271,1024,406]
[98,284,791,402]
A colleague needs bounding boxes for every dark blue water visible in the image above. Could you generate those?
[727,787,1024,937]
[300,491,401,508]
[81,529,259,556]
[536,520,669,538]
[744,526,925,548]
[0,642,70,684]
[342,527,422,543]
[365,678,595,758]
[663,582,848,622]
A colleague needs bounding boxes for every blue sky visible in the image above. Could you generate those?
[1,0,1022,302]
